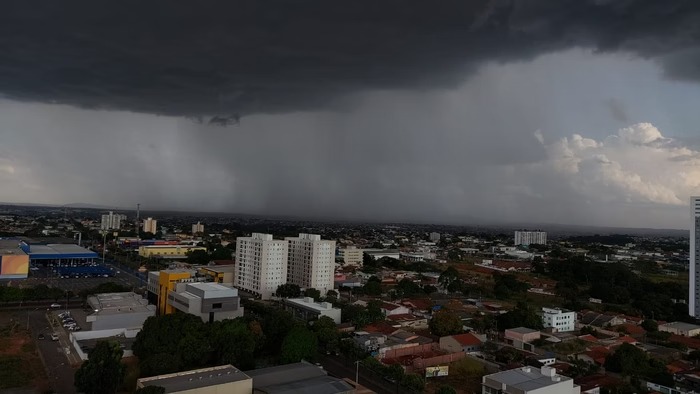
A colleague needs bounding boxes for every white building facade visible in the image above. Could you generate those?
[483,366,580,394]
[515,230,547,246]
[192,222,204,234]
[286,233,336,295]
[100,211,125,230]
[235,233,288,300]
[167,282,243,323]
[541,307,576,332]
[143,217,157,234]
[691,196,700,317]
[339,246,363,266]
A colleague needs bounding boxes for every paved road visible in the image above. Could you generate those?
[317,354,398,394]
[28,310,78,394]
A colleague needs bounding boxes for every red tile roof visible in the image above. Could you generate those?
[586,346,611,365]
[387,314,421,322]
[364,322,398,336]
[578,334,598,343]
[670,334,700,350]
[618,323,646,336]
[451,333,484,347]
[381,302,403,311]
[616,336,638,344]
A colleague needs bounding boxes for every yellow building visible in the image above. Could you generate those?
[148,265,236,315]
[156,269,194,315]
[138,245,207,259]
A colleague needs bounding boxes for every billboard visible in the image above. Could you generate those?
[425,366,449,378]
[0,254,29,279]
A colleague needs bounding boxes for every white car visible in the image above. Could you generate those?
[50,333,59,341]
[50,303,61,309]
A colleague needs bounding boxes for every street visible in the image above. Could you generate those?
[316,354,398,394]
[28,310,78,394]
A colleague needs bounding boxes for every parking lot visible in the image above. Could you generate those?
[27,264,144,293]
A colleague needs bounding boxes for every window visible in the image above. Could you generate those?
[212,303,222,309]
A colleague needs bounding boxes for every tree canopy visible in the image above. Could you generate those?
[496,302,543,330]
[280,326,318,364]
[74,341,125,394]
[275,283,301,298]
[429,309,463,337]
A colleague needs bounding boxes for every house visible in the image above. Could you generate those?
[439,333,485,353]
[542,307,576,332]
[505,327,541,350]
[380,302,410,317]
[386,314,428,329]
[574,374,622,394]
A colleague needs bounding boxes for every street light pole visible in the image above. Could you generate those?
[355,360,360,386]
[102,231,107,265]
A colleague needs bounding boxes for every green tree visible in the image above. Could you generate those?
[438,267,459,290]
[210,247,233,260]
[304,288,322,301]
[641,319,658,332]
[134,386,166,394]
[363,276,383,296]
[496,302,543,330]
[74,341,125,394]
[367,300,385,323]
[211,319,257,370]
[280,327,318,364]
[275,283,301,298]
[429,310,463,337]
[326,290,338,300]
[186,249,210,265]
[604,343,649,378]
[436,385,457,394]
[400,373,425,392]
[395,278,421,297]
[423,284,437,294]
[313,316,339,347]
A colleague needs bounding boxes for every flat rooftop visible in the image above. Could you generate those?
[138,365,251,392]
[27,244,98,259]
[484,367,575,391]
[87,292,155,315]
[661,321,700,331]
[286,298,336,312]
[0,239,27,256]
[246,362,327,388]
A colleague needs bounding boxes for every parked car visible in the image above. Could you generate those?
[50,303,61,309]
[50,333,59,341]
[37,333,45,340]
[68,325,81,331]
[63,322,77,328]
[58,312,70,318]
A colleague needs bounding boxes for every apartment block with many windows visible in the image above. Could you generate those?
[286,233,336,295]
[235,233,288,300]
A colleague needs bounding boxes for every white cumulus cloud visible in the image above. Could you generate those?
[540,122,696,206]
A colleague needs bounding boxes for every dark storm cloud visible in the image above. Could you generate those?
[1,0,699,118]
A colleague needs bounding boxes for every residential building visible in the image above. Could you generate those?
[515,230,547,246]
[439,333,485,353]
[505,327,541,350]
[692,196,700,317]
[192,222,204,234]
[579,311,626,328]
[86,292,156,330]
[100,211,125,230]
[430,232,441,242]
[283,297,342,324]
[143,217,157,234]
[363,249,400,261]
[482,366,581,394]
[138,245,207,259]
[235,233,288,300]
[339,246,363,266]
[542,307,576,332]
[246,361,354,394]
[286,233,336,295]
[659,321,700,337]
[168,282,243,323]
[380,302,411,317]
[136,365,252,394]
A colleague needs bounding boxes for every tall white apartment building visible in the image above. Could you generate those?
[429,232,441,242]
[690,196,700,317]
[192,222,204,234]
[515,230,547,246]
[236,233,288,300]
[286,233,336,295]
[100,211,124,230]
[143,217,157,234]
[541,307,576,332]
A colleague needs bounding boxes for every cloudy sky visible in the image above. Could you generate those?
[1,0,700,229]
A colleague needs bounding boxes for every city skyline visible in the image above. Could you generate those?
[1,2,700,228]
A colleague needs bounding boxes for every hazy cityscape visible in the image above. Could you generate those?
[3,1,700,394]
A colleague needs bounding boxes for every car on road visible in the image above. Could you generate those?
[50,333,59,341]
[50,303,61,308]
[37,333,45,340]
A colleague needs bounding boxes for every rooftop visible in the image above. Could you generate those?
[660,321,700,331]
[184,282,238,299]
[25,243,98,259]
[87,292,155,315]
[286,298,336,312]
[507,327,540,334]
[246,361,326,388]
[483,366,575,392]
[138,365,250,392]
[0,239,27,256]
[451,332,484,347]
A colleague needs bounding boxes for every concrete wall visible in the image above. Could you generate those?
[411,352,465,370]
[88,310,154,331]
[382,343,433,360]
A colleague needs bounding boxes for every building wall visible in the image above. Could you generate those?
[692,196,700,317]
[505,329,541,343]
[659,323,700,337]
[235,233,288,300]
[284,298,342,324]
[542,308,576,332]
[139,245,207,258]
[514,231,547,246]
[137,379,252,394]
[143,218,157,234]
[88,310,155,331]
[339,247,363,265]
[157,271,193,315]
[286,234,336,294]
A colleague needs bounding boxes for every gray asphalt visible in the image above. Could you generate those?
[28,310,78,394]
[317,354,398,394]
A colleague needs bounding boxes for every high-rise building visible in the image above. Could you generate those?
[100,211,124,230]
[514,230,547,246]
[192,222,205,234]
[235,233,288,300]
[143,217,157,234]
[339,246,363,266]
[429,232,441,242]
[690,196,700,317]
[286,233,336,295]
